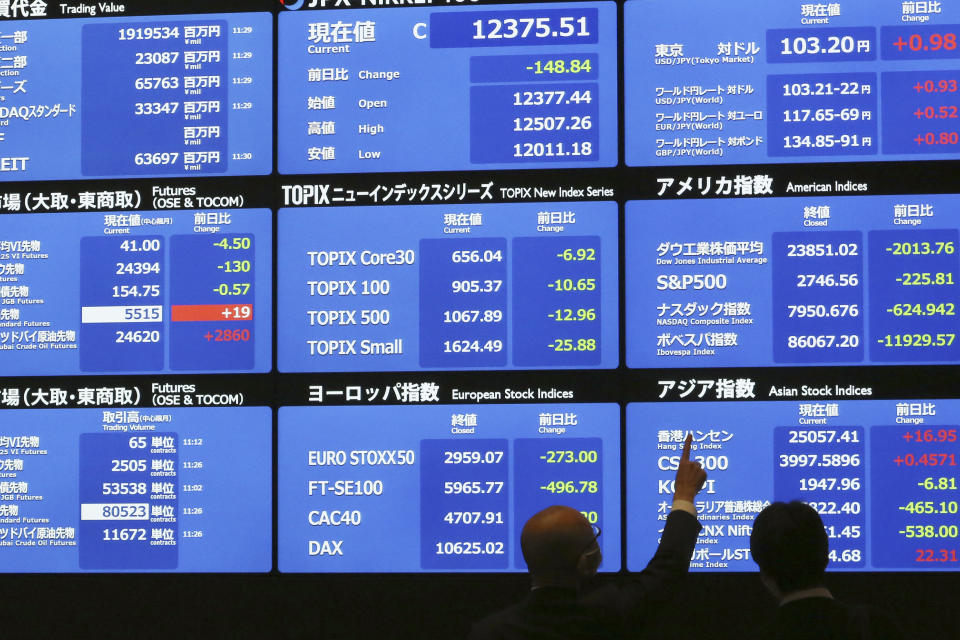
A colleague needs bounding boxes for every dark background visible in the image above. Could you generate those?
[2,571,956,638]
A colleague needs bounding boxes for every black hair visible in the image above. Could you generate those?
[750,501,829,593]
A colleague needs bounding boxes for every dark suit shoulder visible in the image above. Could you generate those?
[660,509,702,542]
[767,598,905,640]
[468,589,617,640]
[469,513,702,640]
[467,603,521,640]
[614,509,701,599]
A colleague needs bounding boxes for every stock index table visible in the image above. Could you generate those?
[628,400,959,572]
[278,2,618,173]
[0,407,271,572]
[0,12,272,180]
[626,0,960,165]
[278,404,621,573]
[278,202,618,371]
[627,194,960,368]
[0,209,272,375]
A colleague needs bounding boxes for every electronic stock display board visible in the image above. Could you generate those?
[0,0,958,577]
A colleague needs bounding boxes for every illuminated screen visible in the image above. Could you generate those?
[0,0,957,575]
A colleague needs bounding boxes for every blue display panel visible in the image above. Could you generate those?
[0,407,271,572]
[277,2,617,174]
[627,400,959,572]
[625,0,960,165]
[0,13,271,181]
[0,210,271,375]
[626,195,960,368]
[277,404,620,573]
[277,202,618,372]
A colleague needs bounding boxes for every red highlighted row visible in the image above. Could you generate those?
[171,304,253,322]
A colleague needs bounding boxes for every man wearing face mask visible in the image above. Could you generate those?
[468,434,707,640]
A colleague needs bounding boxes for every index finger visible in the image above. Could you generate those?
[681,433,693,461]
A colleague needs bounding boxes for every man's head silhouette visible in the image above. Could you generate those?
[521,505,602,588]
[750,501,829,599]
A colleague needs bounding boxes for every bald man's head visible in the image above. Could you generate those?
[521,506,599,584]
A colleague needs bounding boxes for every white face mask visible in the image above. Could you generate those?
[578,545,602,578]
